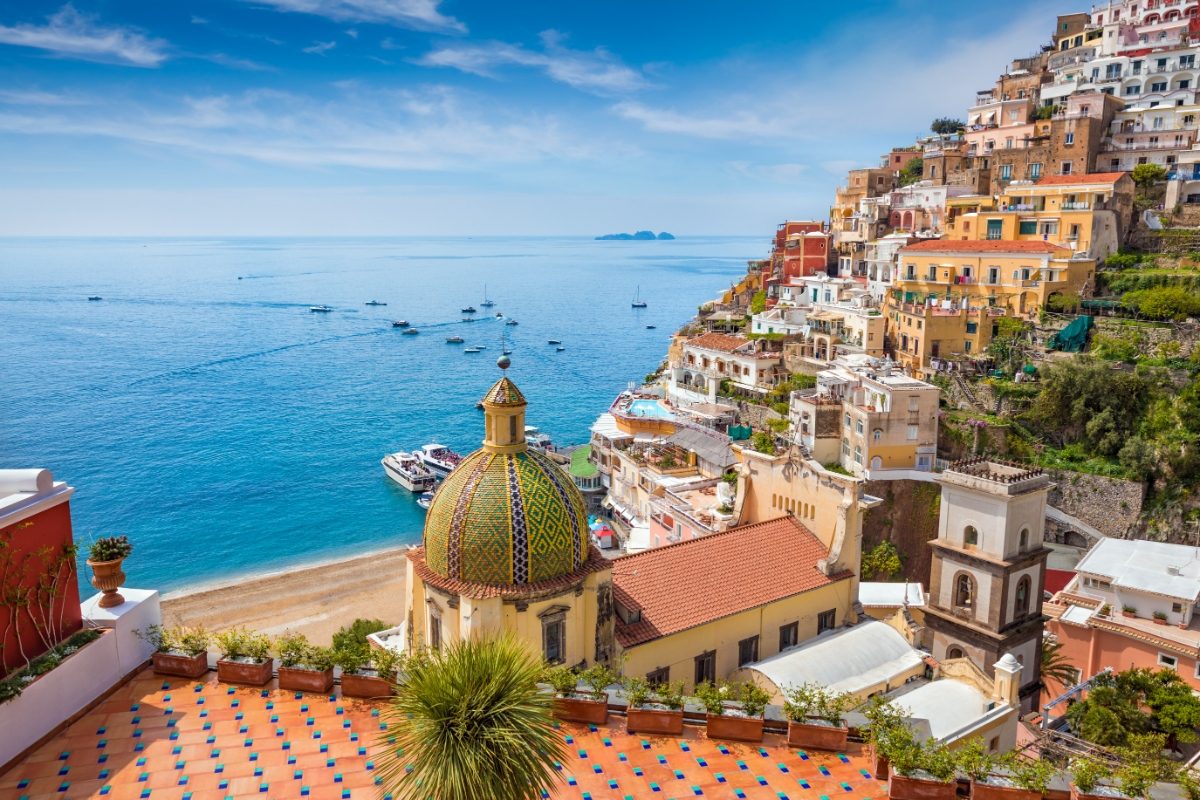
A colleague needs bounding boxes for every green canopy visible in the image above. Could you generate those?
[1048,315,1092,352]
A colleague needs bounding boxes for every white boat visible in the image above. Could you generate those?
[310,305,334,313]
[401,328,419,335]
[524,426,555,452]
[446,335,465,344]
[632,286,647,308]
[417,491,435,510]
[392,320,409,328]
[556,346,566,352]
[505,319,519,326]
[416,444,462,478]
[381,451,436,492]
[365,300,387,306]
[464,346,482,353]
[480,284,494,308]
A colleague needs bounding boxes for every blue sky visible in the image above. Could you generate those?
[0,0,1081,236]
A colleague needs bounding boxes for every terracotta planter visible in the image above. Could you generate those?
[279,666,334,694]
[888,772,957,800]
[217,658,273,686]
[787,718,849,751]
[86,558,126,608]
[705,713,764,742]
[627,707,684,736]
[1121,611,1135,618]
[868,745,890,781]
[152,650,208,679]
[341,672,394,699]
[972,781,1041,800]
[553,694,609,725]
[1153,617,1167,625]
[1071,785,1127,800]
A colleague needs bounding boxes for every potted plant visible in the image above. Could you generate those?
[86,535,132,609]
[1121,605,1136,618]
[276,632,335,693]
[337,644,401,699]
[141,625,210,678]
[1070,758,1114,800]
[886,733,958,800]
[215,628,273,686]
[624,677,686,736]
[863,698,906,780]
[1153,611,1168,625]
[783,683,853,751]
[987,753,1056,800]
[545,664,610,725]
[700,681,768,743]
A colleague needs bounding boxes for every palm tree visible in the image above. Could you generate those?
[376,636,567,800]
[1041,637,1079,694]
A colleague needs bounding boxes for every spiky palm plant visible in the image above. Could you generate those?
[376,636,566,800]
[1041,637,1079,693]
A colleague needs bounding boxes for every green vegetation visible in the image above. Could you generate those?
[1132,163,1168,189]
[332,618,388,651]
[138,625,210,657]
[783,683,853,724]
[1040,638,1079,694]
[1123,286,1200,321]
[930,118,964,135]
[898,157,924,187]
[748,431,777,455]
[860,541,903,580]
[88,535,132,562]
[750,290,767,314]
[746,332,785,341]
[1066,667,1200,748]
[378,636,566,800]
[1045,291,1082,313]
[766,417,790,434]
[1033,104,1061,120]
[822,462,853,476]
[0,629,104,704]
[214,627,272,662]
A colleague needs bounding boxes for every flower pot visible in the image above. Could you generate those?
[1153,617,1167,625]
[627,707,684,736]
[279,666,334,694]
[706,713,764,743]
[341,672,393,699]
[787,718,849,751]
[868,745,890,781]
[553,694,609,725]
[1121,611,1135,618]
[217,658,273,686]
[888,772,957,800]
[86,558,126,609]
[152,650,208,679]
[972,780,1042,800]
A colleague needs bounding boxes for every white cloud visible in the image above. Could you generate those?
[0,88,84,106]
[242,0,465,34]
[417,30,645,95]
[204,52,274,71]
[613,102,772,139]
[303,40,337,55]
[728,161,808,182]
[0,5,169,67]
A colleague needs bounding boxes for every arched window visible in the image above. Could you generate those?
[946,645,965,660]
[954,573,976,610]
[873,428,883,441]
[964,525,979,547]
[1015,576,1031,617]
[1019,528,1029,550]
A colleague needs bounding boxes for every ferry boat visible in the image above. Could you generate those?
[365,300,387,306]
[524,426,555,452]
[505,319,519,326]
[416,491,435,511]
[392,320,410,328]
[310,305,334,313]
[87,296,102,301]
[480,285,494,308]
[381,451,436,492]
[446,335,465,344]
[632,286,647,308]
[401,327,419,335]
[461,306,477,314]
[416,444,462,478]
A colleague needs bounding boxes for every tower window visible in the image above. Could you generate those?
[1019,528,1029,549]
[510,415,518,440]
[1015,576,1031,617]
[954,573,976,610]
[946,645,965,660]
[964,526,979,548]
[428,610,442,652]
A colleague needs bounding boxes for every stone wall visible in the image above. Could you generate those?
[1091,316,1200,359]
[862,479,943,586]
[718,397,782,431]
[1044,469,1145,539]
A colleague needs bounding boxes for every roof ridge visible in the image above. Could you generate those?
[610,515,808,567]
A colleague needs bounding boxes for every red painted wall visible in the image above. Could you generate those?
[1,501,83,674]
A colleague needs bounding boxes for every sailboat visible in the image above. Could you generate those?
[480,284,495,308]
[631,286,647,308]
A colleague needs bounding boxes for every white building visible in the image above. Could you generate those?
[1066,538,1200,628]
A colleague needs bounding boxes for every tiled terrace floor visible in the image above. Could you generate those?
[1,668,886,799]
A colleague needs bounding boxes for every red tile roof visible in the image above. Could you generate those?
[612,517,848,647]
[685,332,752,353]
[899,239,1068,255]
[1035,172,1126,186]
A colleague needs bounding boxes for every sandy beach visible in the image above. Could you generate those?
[161,547,409,646]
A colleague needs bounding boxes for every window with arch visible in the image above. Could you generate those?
[1019,527,1029,550]
[873,428,883,441]
[964,525,979,547]
[1015,576,1031,617]
[954,572,976,610]
[946,645,965,660]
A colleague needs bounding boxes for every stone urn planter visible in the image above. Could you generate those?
[279,666,334,694]
[217,658,273,686]
[787,718,849,751]
[888,772,958,800]
[706,713,764,743]
[627,706,685,736]
[86,558,127,608]
[341,672,393,699]
[152,651,208,679]
[553,693,609,725]
[972,780,1041,800]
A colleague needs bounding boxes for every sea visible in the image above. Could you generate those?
[0,236,756,594]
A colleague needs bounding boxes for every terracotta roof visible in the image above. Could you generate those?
[1035,172,1126,186]
[685,332,752,353]
[899,239,1068,255]
[481,376,526,406]
[612,517,848,648]
[407,544,610,599]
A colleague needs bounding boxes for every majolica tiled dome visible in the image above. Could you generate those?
[422,377,589,587]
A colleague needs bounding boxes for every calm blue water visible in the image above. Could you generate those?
[0,237,753,593]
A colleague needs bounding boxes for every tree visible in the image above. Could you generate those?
[861,541,903,580]
[931,118,965,135]
[1040,637,1079,693]
[377,636,567,800]
[898,158,924,187]
[750,290,767,315]
[1132,163,1168,189]
[1024,358,1154,455]
[332,618,387,651]
[1065,667,1200,748]
[1123,286,1200,321]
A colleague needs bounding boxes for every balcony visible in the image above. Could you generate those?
[1062,201,1091,210]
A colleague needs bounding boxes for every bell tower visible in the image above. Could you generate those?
[924,459,1052,711]
[480,356,527,455]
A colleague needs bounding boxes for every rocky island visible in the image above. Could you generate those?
[594,230,675,240]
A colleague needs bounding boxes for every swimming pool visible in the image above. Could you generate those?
[627,398,675,420]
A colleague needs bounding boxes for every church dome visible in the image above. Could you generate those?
[422,375,589,587]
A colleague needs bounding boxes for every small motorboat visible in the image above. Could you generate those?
[365,300,387,306]
[392,320,409,328]
[310,305,334,313]
[446,336,465,344]
[495,312,503,318]
[646,325,657,329]
[416,444,462,478]
[556,346,566,352]
[547,339,561,345]
[505,319,519,326]
[401,328,419,335]
[87,296,102,301]
[464,347,482,353]
[462,317,476,323]
[461,306,477,314]
[416,491,435,511]
[381,451,436,492]
[502,348,513,355]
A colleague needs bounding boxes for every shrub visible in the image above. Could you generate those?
[659,680,686,710]
[331,618,388,651]
[1132,163,1168,188]
[275,631,311,667]
[750,290,767,314]
[1123,286,1200,321]
[139,625,210,657]
[543,664,579,697]
[1071,757,1111,793]
[783,683,853,724]
[931,118,964,134]
[1004,752,1056,793]
[955,738,996,782]
[749,431,777,455]
[579,662,619,695]
[694,681,726,716]
[738,682,771,719]
[333,643,371,675]
[306,645,336,672]
[372,646,404,682]
[88,535,132,562]
[623,676,650,709]
[215,627,272,662]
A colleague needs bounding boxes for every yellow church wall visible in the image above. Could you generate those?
[618,579,854,692]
